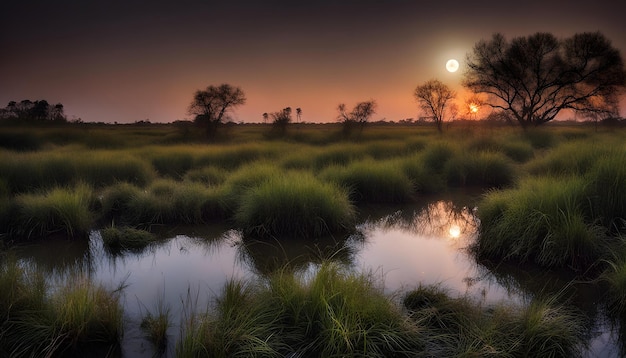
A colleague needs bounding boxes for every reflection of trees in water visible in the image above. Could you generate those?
[234,233,362,276]
[357,201,479,247]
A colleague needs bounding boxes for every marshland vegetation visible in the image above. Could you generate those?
[1,121,626,356]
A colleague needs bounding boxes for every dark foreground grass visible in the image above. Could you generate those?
[177,262,422,357]
[404,284,588,357]
[0,256,123,357]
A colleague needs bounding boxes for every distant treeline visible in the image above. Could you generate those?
[0,100,67,122]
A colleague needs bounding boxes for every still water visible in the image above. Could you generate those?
[13,198,619,357]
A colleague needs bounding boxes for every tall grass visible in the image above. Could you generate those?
[177,262,422,357]
[0,257,123,357]
[475,176,606,269]
[235,172,355,238]
[320,159,415,203]
[444,151,516,188]
[404,284,587,357]
[14,183,94,240]
[0,150,155,193]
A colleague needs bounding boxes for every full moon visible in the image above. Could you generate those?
[446,59,459,73]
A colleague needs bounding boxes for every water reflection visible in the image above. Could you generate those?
[352,201,516,303]
[12,198,618,357]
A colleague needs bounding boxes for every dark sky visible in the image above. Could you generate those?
[2,0,625,123]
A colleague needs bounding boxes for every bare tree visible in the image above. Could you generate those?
[463,32,626,128]
[414,79,456,132]
[270,107,292,135]
[188,83,246,137]
[336,100,377,137]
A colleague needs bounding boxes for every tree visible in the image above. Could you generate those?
[270,107,292,135]
[296,107,302,123]
[336,100,377,137]
[0,99,66,122]
[414,79,456,132]
[262,112,269,124]
[463,32,626,128]
[188,84,246,137]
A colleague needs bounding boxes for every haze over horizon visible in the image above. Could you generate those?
[2,0,625,123]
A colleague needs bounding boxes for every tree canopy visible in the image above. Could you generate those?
[414,79,456,132]
[0,100,66,122]
[188,84,246,136]
[463,32,626,127]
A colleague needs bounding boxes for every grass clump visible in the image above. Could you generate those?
[0,257,123,357]
[320,159,415,203]
[444,151,516,188]
[140,295,172,354]
[475,176,605,269]
[14,183,94,240]
[177,262,422,357]
[101,226,157,253]
[235,172,355,238]
[404,284,587,357]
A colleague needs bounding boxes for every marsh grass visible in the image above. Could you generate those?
[404,284,587,357]
[0,257,123,357]
[235,172,355,238]
[15,183,94,240]
[320,159,415,203]
[0,150,155,194]
[177,262,422,357]
[140,293,172,354]
[444,151,516,188]
[525,141,615,176]
[101,226,157,254]
[476,176,605,269]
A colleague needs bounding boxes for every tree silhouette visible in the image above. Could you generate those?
[463,32,626,127]
[188,84,246,137]
[270,107,292,135]
[336,100,377,137]
[414,79,455,133]
[296,107,302,123]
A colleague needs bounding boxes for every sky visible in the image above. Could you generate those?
[2,0,625,123]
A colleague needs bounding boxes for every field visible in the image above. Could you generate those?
[1,121,625,356]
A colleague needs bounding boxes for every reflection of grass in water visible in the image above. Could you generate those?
[0,256,123,357]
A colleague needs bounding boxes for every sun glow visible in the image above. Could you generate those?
[469,103,479,114]
[449,225,461,238]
